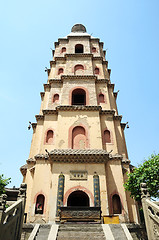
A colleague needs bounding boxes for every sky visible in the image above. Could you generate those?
[0,0,159,187]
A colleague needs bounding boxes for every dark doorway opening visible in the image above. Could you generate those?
[72,89,86,105]
[67,190,89,207]
[112,194,122,214]
[75,44,83,53]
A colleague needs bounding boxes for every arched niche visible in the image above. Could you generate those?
[72,126,86,149]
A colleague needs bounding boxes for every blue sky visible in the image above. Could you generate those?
[0,0,159,187]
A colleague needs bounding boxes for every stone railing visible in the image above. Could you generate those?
[141,183,159,240]
[0,183,27,240]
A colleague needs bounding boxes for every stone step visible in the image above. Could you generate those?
[57,237,106,240]
[57,232,105,237]
[109,224,128,240]
[35,225,51,240]
[59,227,103,231]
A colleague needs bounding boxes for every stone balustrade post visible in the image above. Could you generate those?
[141,183,154,240]
[17,183,27,240]
[0,194,7,223]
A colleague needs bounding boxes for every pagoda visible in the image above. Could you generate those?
[20,24,139,224]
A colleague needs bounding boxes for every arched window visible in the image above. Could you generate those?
[112,194,122,214]
[46,130,54,144]
[72,88,86,105]
[75,44,83,53]
[61,47,66,53]
[72,126,86,149]
[95,67,99,75]
[104,130,111,143]
[92,47,96,53]
[74,64,84,75]
[58,68,63,75]
[53,94,59,103]
[99,93,105,103]
[35,194,45,214]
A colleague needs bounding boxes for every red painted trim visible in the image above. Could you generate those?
[61,47,66,53]
[97,92,106,104]
[52,93,59,103]
[58,67,64,75]
[63,185,94,206]
[69,86,89,105]
[102,127,114,145]
[94,67,100,75]
[34,191,47,215]
[109,191,124,216]
[68,123,90,149]
[44,128,55,145]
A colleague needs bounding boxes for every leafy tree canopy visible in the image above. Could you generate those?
[0,174,11,195]
[124,154,159,201]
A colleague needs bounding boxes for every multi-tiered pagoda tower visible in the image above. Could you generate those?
[20,24,139,224]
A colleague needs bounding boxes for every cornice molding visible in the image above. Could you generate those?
[43,109,57,115]
[121,123,126,129]
[61,75,96,80]
[50,55,108,66]
[34,149,123,163]
[26,158,36,164]
[100,110,115,115]
[113,92,118,98]
[96,79,109,84]
[108,83,115,90]
[31,123,37,129]
[35,115,44,121]
[20,164,28,176]
[40,92,45,98]
[113,115,122,121]
[66,53,93,58]
[43,84,51,91]
[56,105,102,111]
[93,56,103,61]
[122,158,131,164]
[49,79,63,84]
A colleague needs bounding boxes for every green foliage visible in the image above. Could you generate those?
[0,174,11,195]
[124,154,159,201]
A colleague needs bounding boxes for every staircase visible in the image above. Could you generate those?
[27,223,135,240]
[35,224,51,240]
[56,223,106,240]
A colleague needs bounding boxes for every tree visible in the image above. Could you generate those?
[124,154,159,202]
[0,174,11,195]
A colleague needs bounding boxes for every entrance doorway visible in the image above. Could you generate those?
[67,190,89,207]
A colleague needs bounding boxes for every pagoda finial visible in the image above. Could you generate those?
[71,24,86,33]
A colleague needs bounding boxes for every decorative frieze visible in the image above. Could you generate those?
[56,105,101,111]
[61,75,96,80]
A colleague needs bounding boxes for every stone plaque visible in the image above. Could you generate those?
[70,171,87,180]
